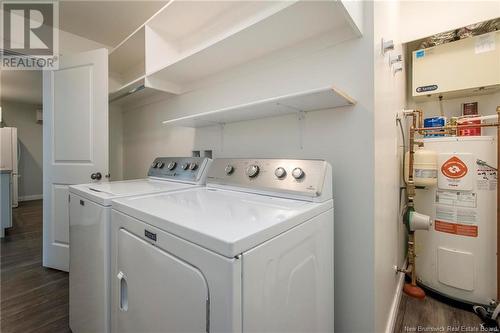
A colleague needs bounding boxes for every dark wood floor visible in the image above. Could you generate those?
[394,292,484,333]
[1,200,70,333]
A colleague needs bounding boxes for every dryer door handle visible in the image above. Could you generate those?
[117,271,128,311]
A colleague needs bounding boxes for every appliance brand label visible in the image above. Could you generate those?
[416,85,438,93]
[435,220,478,237]
[441,156,468,179]
[144,229,157,242]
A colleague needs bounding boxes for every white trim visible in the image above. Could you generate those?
[19,194,43,202]
[385,260,407,333]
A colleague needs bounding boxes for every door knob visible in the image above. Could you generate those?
[90,172,102,181]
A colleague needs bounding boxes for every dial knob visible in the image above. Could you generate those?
[167,161,177,170]
[246,165,260,178]
[275,167,287,179]
[225,165,234,175]
[292,167,305,179]
[157,161,165,169]
[151,162,158,168]
[181,163,189,170]
[189,162,198,170]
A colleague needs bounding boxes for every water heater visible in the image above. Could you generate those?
[412,31,500,101]
[414,136,497,305]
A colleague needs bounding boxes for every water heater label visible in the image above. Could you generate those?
[435,220,478,237]
[477,167,497,191]
[441,156,468,179]
[435,190,477,208]
[438,154,474,191]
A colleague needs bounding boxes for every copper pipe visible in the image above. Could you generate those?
[414,122,500,132]
[405,110,421,289]
[408,234,416,286]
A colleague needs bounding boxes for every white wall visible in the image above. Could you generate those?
[109,104,124,181]
[2,101,43,200]
[373,2,407,333]
[121,3,375,331]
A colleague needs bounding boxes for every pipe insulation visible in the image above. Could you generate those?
[457,114,499,123]
[409,211,432,231]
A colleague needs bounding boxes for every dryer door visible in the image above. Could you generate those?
[115,228,209,333]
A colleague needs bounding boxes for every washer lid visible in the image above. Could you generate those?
[70,179,196,206]
[112,187,333,258]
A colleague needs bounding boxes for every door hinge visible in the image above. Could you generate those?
[206,298,210,333]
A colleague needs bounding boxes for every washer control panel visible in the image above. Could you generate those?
[207,158,328,198]
[148,157,209,182]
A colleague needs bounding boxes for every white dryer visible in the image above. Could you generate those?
[68,157,211,333]
[110,158,334,333]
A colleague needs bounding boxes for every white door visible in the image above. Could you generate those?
[43,48,108,271]
[114,228,209,333]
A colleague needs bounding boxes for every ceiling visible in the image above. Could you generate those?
[2,1,167,104]
[60,1,167,48]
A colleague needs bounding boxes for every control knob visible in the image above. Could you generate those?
[292,167,305,179]
[181,163,189,170]
[274,167,287,179]
[156,161,164,169]
[151,162,158,168]
[167,161,177,170]
[246,165,260,178]
[189,162,198,170]
[225,165,234,175]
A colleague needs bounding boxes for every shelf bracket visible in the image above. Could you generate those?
[297,111,306,150]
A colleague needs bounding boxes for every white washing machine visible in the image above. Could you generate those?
[68,157,211,333]
[110,158,334,333]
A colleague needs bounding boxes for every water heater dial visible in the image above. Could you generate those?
[246,165,260,178]
[167,161,177,170]
[274,167,287,179]
[292,167,305,179]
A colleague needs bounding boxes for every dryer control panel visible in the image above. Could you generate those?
[148,157,211,183]
[207,158,331,200]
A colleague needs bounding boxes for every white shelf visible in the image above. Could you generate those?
[162,86,355,128]
[146,0,362,93]
[109,26,146,93]
[109,76,174,107]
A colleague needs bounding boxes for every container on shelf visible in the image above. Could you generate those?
[424,117,447,137]
[458,115,482,137]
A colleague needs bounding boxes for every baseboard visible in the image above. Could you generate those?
[385,259,407,333]
[18,194,43,202]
